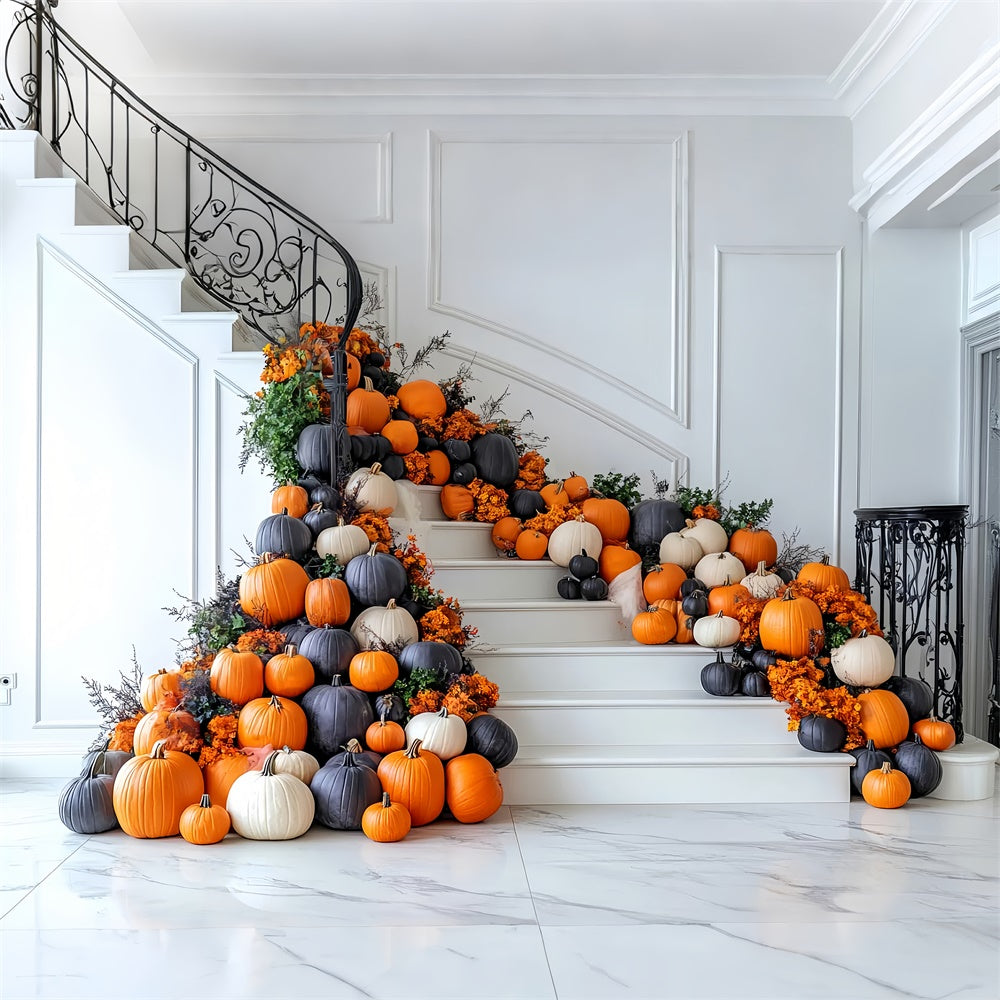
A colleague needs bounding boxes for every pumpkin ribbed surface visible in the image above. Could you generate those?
[377,740,445,826]
[113,741,204,839]
[758,589,824,658]
[239,556,309,627]
[203,755,251,807]
[238,695,308,750]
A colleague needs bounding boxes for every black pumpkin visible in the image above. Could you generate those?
[568,549,599,580]
[351,434,379,466]
[312,753,383,830]
[325,738,381,772]
[380,454,406,480]
[679,578,708,598]
[397,597,431,622]
[299,626,358,682]
[509,489,547,520]
[700,651,741,696]
[629,498,686,550]
[397,640,464,680]
[418,435,439,452]
[58,752,118,834]
[741,670,771,697]
[848,738,892,795]
[797,715,847,753]
[883,675,934,722]
[471,432,519,489]
[371,435,394,462]
[465,713,519,769]
[441,438,471,463]
[373,691,408,724]
[451,462,478,485]
[344,545,407,606]
[774,565,795,584]
[367,351,386,368]
[301,675,374,761]
[281,620,313,648]
[893,734,942,797]
[362,365,385,389]
[296,422,344,478]
[681,590,709,618]
[751,648,778,671]
[255,509,313,561]
[557,576,582,600]
[310,484,341,510]
[580,576,609,601]
[302,504,341,539]
[297,475,323,494]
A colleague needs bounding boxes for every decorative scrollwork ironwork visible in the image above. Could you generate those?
[855,506,968,741]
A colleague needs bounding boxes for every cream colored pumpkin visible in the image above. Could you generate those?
[404,707,468,760]
[741,560,783,600]
[694,551,747,589]
[350,599,419,650]
[659,532,703,570]
[269,745,320,786]
[315,518,370,564]
[547,516,604,567]
[692,611,741,648]
[680,517,728,555]
[226,751,315,840]
[831,631,896,688]
[346,463,398,514]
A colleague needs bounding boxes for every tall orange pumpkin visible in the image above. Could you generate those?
[239,553,309,626]
[210,647,265,706]
[445,753,504,823]
[113,739,205,838]
[758,588,824,658]
[346,377,391,433]
[237,694,308,750]
[304,577,351,627]
[857,689,910,749]
[728,526,778,574]
[376,739,445,827]
[581,496,630,543]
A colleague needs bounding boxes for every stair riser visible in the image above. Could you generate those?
[501,762,850,805]
[407,522,496,559]
[433,563,565,601]
[493,703,795,746]
[465,605,629,644]
[470,649,718,692]
[107,274,183,318]
[44,229,131,274]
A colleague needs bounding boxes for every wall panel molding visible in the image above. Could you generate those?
[428,130,690,426]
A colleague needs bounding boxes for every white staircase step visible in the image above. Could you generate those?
[158,311,238,354]
[432,558,565,600]
[42,226,131,274]
[408,520,496,559]
[462,598,629,644]
[930,735,1000,801]
[500,743,853,805]
[469,642,717,692]
[13,177,77,225]
[493,690,795,745]
[396,482,445,520]
[0,130,44,181]
[106,268,186,318]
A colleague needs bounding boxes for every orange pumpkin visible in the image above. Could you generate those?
[426,450,451,485]
[441,484,475,521]
[204,754,251,807]
[362,792,411,842]
[365,718,406,754]
[263,644,315,698]
[346,377,391,434]
[581,496,630,543]
[540,481,570,508]
[445,753,504,823]
[304,577,351,627]
[631,606,678,645]
[271,481,309,519]
[599,544,642,583]
[376,739,446,827]
[758,587,824,658]
[652,600,696,644]
[728,526,778,574]
[179,793,231,845]
[642,563,687,604]
[381,419,419,455]
[707,577,751,618]
[210,647,265,706]
[913,714,956,751]
[490,516,523,553]
[861,761,911,808]
[345,351,361,391]
[349,649,399,693]
[132,692,201,756]
[239,553,309,626]
[797,555,851,592]
[562,473,590,504]
[113,739,205,839]
[515,529,548,560]
[140,668,182,713]
[237,694,308,750]
[397,379,447,420]
[857,689,910,749]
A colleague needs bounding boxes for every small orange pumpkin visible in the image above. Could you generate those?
[581,496,630,542]
[381,419,419,455]
[345,351,361,391]
[861,761,911,808]
[239,553,309,627]
[642,563,687,604]
[346,377,391,434]
[490,516,523,553]
[365,718,406,754]
[599,544,642,583]
[179,793,231,845]
[210,647,265,706]
[397,379,447,420]
[237,694,308,750]
[271,481,309,519]
[361,792,411,842]
[631,606,678,645]
[349,649,400,693]
[140,668,182,714]
[132,692,201,756]
[264,644,315,698]
[426,450,451,486]
[441,484,475,521]
[758,587,824,658]
[203,754,251,807]
[728,526,778,574]
[797,554,851,592]
[912,714,956,751]
[515,530,548,560]
[445,753,504,823]
[707,577,751,618]
[540,481,570,508]
[376,739,445,827]
[562,473,590,503]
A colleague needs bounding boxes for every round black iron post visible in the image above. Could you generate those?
[327,345,348,487]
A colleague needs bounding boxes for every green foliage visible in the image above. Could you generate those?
[722,500,774,534]
[164,571,253,659]
[179,667,239,725]
[314,554,345,580]
[591,471,643,508]
[391,666,446,706]
[824,620,853,651]
[672,483,724,513]
[237,370,325,486]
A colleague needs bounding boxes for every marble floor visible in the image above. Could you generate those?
[2,778,998,1000]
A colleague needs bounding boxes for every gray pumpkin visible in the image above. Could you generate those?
[255,509,313,561]
[299,626,358,682]
[344,545,407,607]
[59,752,119,834]
[397,640,463,680]
[311,751,383,830]
[797,714,847,753]
[301,675,374,761]
[80,745,132,781]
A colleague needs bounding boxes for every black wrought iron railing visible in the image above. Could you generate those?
[2,0,360,484]
[987,520,1000,747]
[855,506,968,741]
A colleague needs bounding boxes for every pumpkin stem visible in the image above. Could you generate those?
[150,740,169,759]
[386,599,397,609]
[780,587,797,602]
[269,694,283,711]
[344,739,363,753]
[199,793,212,808]
[281,507,289,516]
[261,751,280,776]
[284,644,298,656]
[879,761,892,773]
[282,745,292,753]
[755,561,768,576]
[820,554,831,565]
[381,792,391,807]
[370,462,382,475]
[361,376,375,392]
[405,739,424,758]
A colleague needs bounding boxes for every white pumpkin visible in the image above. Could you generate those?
[346,463,398,514]
[659,532,703,570]
[405,707,467,760]
[694,551,747,589]
[269,745,320,786]
[226,752,315,840]
[315,518,370,564]
[351,599,419,650]
[831,631,896,688]
[741,560,783,600]
[547,516,604,567]
[680,517,728,555]
[692,611,741,648]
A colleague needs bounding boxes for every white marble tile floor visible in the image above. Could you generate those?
[2,776,998,1000]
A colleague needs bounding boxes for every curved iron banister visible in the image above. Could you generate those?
[2,0,361,484]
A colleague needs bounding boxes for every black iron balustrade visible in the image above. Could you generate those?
[855,506,968,741]
[2,0,360,487]
[987,520,999,747]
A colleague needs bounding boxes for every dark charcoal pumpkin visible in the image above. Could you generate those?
[344,546,407,607]
[418,435,439,452]
[681,590,709,618]
[380,454,406,480]
[281,620,313,648]
[509,489,547,520]
[301,675,374,761]
[580,576,609,601]
[303,504,341,539]
[679,578,707,597]
[255,510,313,561]
[848,738,892,795]
[298,475,323,494]
[629,498,686,550]
[351,434,379,466]
[397,597,431,622]
[700,651,741,696]
[741,670,771,697]
[568,549,599,580]
[326,738,381,772]
[371,435,394,462]
[58,752,118,834]
[296,422,345,478]
[299,626,358,682]
[362,365,385,389]
[465,713,518,769]
[442,439,472,464]
[451,462,478,485]
[557,576,581,600]
[471,432,519,489]
[367,351,386,368]
[797,714,847,753]
[883,675,934,723]
[373,691,408,724]
[310,484,341,510]
[397,641,464,680]
[893,734,942,797]
[752,648,778,671]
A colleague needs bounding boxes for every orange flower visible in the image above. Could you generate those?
[408,689,444,716]
[515,450,548,491]
[393,535,432,589]
[403,451,431,485]
[692,503,721,521]
[419,603,466,646]
[767,656,865,750]
[108,713,143,753]
[523,504,583,536]
[352,512,394,546]
[236,629,286,654]
[443,409,496,442]
[467,478,510,523]
[205,713,239,747]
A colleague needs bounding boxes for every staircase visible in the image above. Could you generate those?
[397,484,855,804]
